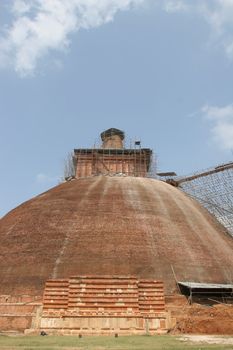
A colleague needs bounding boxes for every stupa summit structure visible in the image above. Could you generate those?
[74,128,152,178]
[0,128,233,334]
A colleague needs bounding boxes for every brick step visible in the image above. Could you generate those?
[138,284,164,288]
[68,301,138,305]
[44,289,69,293]
[64,314,140,317]
[70,276,137,280]
[138,300,165,305]
[139,299,164,303]
[44,293,68,297]
[43,304,67,310]
[139,302,165,305]
[139,288,164,291]
[67,308,140,313]
[140,297,165,300]
[139,300,165,304]
[43,300,68,305]
[139,292,164,296]
[138,288,164,292]
[44,304,68,308]
[139,290,164,292]
[140,300,164,303]
[43,297,68,301]
[68,303,139,308]
[139,306,165,310]
[139,280,163,283]
[44,287,69,293]
[68,296,138,300]
[68,291,138,296]
[139,282,163,285]
[139,303,165,307]
[68,296,138,301]
[69,280,138,285]
[68,302,139,307]
[42,277,166,315]
[68,285,138,290]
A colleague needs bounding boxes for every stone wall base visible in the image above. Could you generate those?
[0,295,42,332]
[27,314,172,335]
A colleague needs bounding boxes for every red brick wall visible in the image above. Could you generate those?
[0,295,42,332]
[75,152,148,178]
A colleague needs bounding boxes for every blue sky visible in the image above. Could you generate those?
[1,0,233,217]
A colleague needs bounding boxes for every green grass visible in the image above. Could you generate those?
[0,335,232,350]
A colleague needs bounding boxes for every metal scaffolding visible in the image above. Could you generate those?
[73,147,154,178]
[168,162,233,237]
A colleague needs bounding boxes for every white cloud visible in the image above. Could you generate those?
[12,0,32,15]
[2,0,233,76]
[163,0,188,13]
[0,0,143,76]
[202,104,233,150]
[36,173,60,184]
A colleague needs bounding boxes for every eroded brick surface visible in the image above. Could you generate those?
[40,276,169,334]
[0,176,233,298]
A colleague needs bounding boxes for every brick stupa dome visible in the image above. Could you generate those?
[1,176,233,296]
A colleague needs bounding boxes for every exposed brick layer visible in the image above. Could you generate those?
[42,276,165,317]
[40,276,169,335]
[0,295,42,331]
[0,176,233,298]
[74,151,150,178]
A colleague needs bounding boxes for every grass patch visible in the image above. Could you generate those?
[0,335,232,350]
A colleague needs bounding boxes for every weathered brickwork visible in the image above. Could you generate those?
[74,128,152,178]
[39,276,170,335]
[0,295,42,331]
[74,149,152,178]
